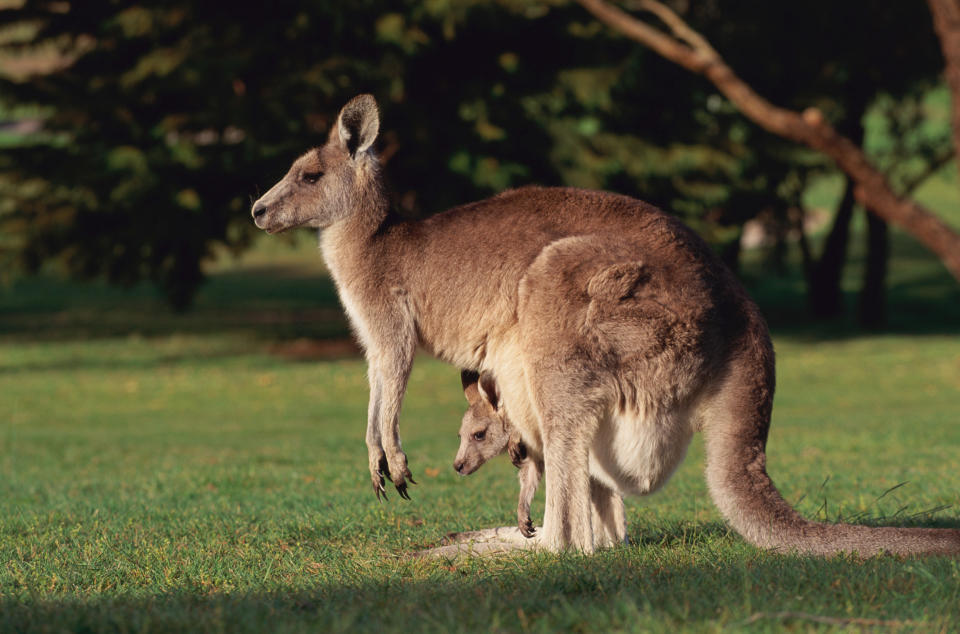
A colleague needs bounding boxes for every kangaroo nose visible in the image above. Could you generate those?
[453,461,464,474]
[252,203,267,219]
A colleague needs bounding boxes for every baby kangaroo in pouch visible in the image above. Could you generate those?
[253,93,960,556]
[455,370,542,538]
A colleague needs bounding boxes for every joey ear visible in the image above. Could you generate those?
[460,369,480,402]
[337,94,379,158]
[477,371,500,410]
[460,369,480,391]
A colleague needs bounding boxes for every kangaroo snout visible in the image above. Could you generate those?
[454,458,478,475]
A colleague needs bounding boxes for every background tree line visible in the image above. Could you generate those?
[0,0,953,325]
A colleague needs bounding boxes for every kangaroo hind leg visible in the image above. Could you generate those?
[533,383,606,553]
[590,477,628,548]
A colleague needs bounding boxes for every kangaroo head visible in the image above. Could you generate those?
[251,94,381,234]
[454,370,511,475]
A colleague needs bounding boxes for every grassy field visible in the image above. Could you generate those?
[3,177,960,632]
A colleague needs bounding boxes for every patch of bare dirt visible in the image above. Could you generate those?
[270,337,361,361]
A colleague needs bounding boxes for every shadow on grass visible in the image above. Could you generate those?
[0,345,257,375]
[3,536,958,633]
[741,263,960,340]
[628,520,735,548]
[0,267,351,344]
[0,337,364,375]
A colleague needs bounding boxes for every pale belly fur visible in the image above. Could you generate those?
[588,410,694,497]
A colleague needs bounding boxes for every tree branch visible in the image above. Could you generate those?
[902,148,956,196]
[927,0,960,183]
[626,0,719,59]
[575,0,960,283]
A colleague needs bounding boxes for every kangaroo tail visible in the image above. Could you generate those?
[703,325,960,557]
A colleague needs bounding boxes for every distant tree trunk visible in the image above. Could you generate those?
[720,233,742,275]
[928,0,960,182]
[808,178,856,318]
[804,109,867,320]
[577,0,960,284]
[793,207,814,281]
[859,213,889,328]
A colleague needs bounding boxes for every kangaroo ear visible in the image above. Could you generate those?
[460,369,480,402]
[337,94,379,158]
[477,371,500,410]
[460,369,480,391]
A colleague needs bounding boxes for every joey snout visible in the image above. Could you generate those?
[453,448,481,475]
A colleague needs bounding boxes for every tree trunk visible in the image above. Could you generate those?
[809,178,856,318]
[807,114,866,320]
[720,232,742,275]
[859,212,889,328]
[576,0,960,284]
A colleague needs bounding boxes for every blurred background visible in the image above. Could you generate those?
[1,0,958,339]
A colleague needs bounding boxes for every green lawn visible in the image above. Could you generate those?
[3,221,960,632]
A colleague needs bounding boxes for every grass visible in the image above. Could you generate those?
[3,203,960,633]
[4,335,960,632]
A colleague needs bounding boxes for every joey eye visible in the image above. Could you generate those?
[302,171,322,184]
[473,430,486,441]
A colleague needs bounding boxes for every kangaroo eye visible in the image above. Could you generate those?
[302,171,322,184]
[473,431,486,441]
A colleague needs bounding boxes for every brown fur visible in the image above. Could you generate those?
[252,94,960,555]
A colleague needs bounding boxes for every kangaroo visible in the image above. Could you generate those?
[252,94,960,556]
[455,370,543,538]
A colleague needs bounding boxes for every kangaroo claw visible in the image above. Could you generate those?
[384,454,414,500]
[378,454,393,482]
[520,518,536,538]
[373,478,387,501]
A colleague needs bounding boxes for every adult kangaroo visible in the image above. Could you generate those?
[252,94,960,556]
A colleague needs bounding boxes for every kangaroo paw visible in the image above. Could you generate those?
[520,517,536,539]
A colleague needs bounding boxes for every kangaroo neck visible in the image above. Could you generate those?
[319,188,398,292]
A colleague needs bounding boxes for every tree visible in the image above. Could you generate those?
[0,0,796,307]
[1,0,953,318]
[0,2,411,308]
[576,0,960,286]
[0,1,586,308]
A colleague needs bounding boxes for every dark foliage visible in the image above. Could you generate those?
[0,0,947,308]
